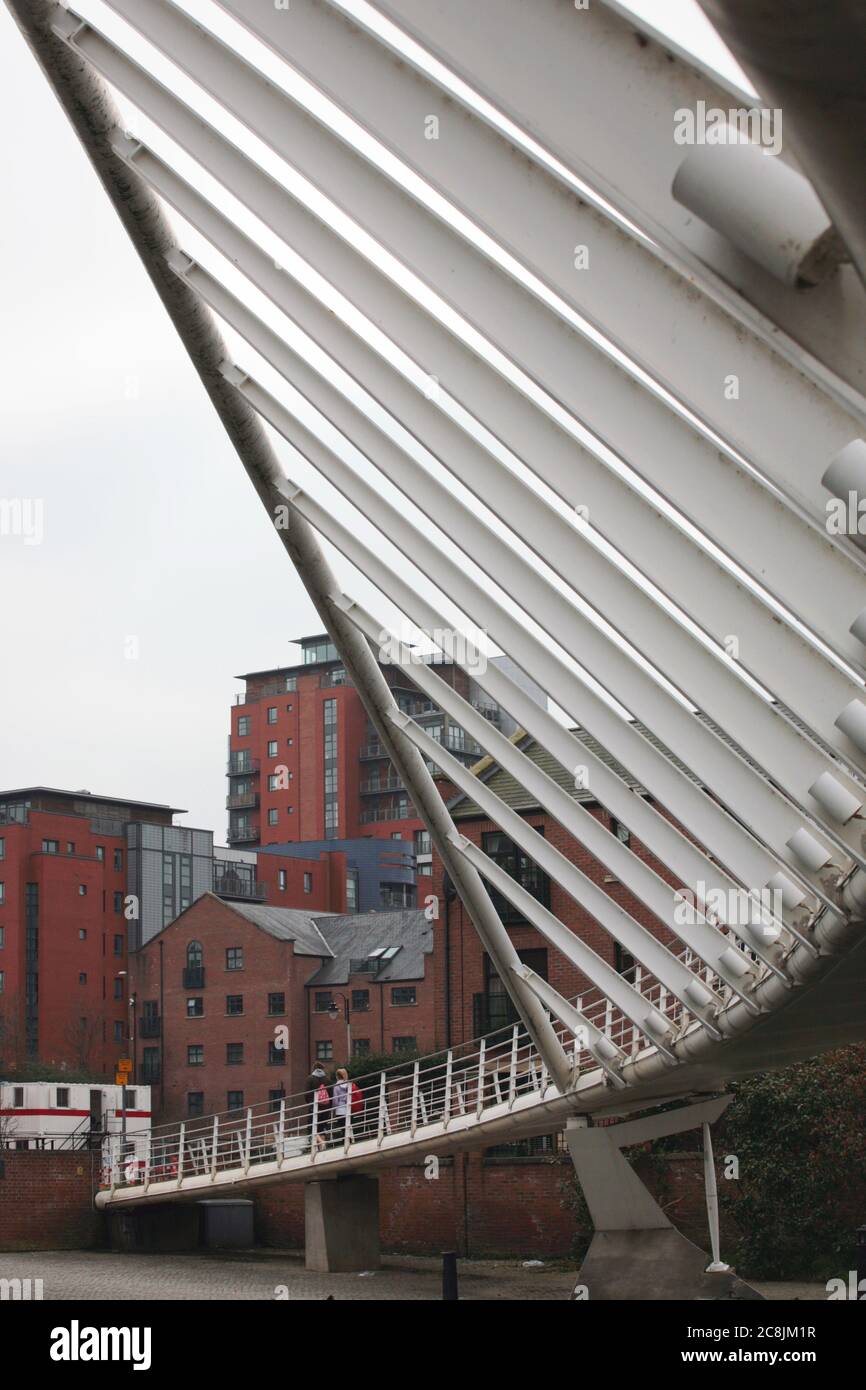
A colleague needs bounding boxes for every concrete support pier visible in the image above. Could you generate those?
[566,1105,763,1301]
[304,1176,380,1273]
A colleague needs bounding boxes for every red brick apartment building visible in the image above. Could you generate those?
[0,787,352,1080]
[129,894,433,1122]
[0,787,179,1079]
[227,633,521,869]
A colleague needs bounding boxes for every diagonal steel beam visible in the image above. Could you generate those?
[3,0,572,1091]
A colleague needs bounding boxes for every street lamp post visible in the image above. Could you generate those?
[328,993,351,1062]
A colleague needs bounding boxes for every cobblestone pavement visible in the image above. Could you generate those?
[0,1250,828,1301]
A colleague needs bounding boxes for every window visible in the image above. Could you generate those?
[267,740,278,757]
[114,849,123,871]
[226,947,243,971]
[113,978,123,999]
[286,737,293,746]
[392,1036,416,1053]
[42,839,59,854]
[113,891,123,914]
[13,1087,24,1107]
[417,863,432,876]
[66,842,75,855]
[267,706,278,724]
[268,1041,285,1065]
[285,675,297,692]
[187,997,204,1018]
[391,832,403,841]
[0,838,4,860]
[188,1045,204,1066]
[611,818,631,847]
[323,698,339,839]
[352,1038,370,1057]
[314,991,333,1013]
[188,1092,204,1117]
[268,809,279,826]
[114,934,123,956]
[226,1042,244,1065]
[227,1091,244,1111]
[351,989,370,1013]
[238,715,251,736]
[95,846,104,862]
[78,885,87,897]
[304,872,313,894]
[316,1040,333,1061]
[184,940,204,989]
[0,927,5,949]
[474,949,547,1035]
[114,1021,124,1042]
[481,830,550,924]
[268,992,286,1015]
[79,972,87,985]
[278,870,287,892]
[614,942,636,977]
[346,870,359,912]
[226,994,244,1016]
[391,986,416,1007]
[0,970,4,993]
[414,829,431,855]
[78,928,87,940]
[56,1087,69,1108]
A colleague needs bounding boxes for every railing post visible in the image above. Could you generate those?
[276,1099,286,1169]
[210,1115,219,1181]
[143,1132,152,1193]
[442,1049,453,1128]
[311,1090,320,1160]
[376,1070,387,1147]
[109,1135,118,1193]
[410,1060,420,1136]
[244,1108,252,1174]
[475,1039,486,1118]
[176,1122,186,1190]
[508,1024,519,1108]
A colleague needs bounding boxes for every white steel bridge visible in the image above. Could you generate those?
[6,0,866,1290]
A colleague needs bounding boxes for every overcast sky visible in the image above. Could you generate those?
[0,0,747,837]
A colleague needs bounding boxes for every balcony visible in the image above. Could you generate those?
[139,1015,161,1039]
[359,804,413,824]
[213,863,266,902]
[234,679,297,705]
[360,775,405,795]
[227,824,259,844]
[360,742,386,759]
[183,966,205,989]
[227,755,260,776]
[225,791,259,811]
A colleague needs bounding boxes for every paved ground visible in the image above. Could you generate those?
[0,1249,829,1301]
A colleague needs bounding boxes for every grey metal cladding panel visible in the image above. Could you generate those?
[193,830,213,855]
[141,823,162,850]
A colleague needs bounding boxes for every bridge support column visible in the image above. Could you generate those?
[305,1177,380,1273]
[565,1101,763,1301]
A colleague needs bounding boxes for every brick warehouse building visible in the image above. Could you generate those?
[129,894,433,1121]
[427,729,684,1054]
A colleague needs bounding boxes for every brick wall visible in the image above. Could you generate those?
[0,1150,103,1251]
[255,1152,716,1260]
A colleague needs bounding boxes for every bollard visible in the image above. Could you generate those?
[442,1250,458,1300]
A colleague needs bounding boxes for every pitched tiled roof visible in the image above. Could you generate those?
[308,909,433,985]
[221,899,335,957]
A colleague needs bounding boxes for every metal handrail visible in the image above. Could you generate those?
[104,933,756,1196]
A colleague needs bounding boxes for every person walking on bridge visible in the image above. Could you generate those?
[307,1065,330,1152]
